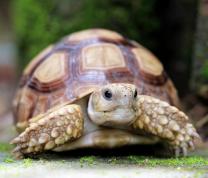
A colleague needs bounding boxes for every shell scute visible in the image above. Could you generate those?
[14,29,179,125]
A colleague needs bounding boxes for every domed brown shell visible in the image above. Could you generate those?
[13,29,180,128]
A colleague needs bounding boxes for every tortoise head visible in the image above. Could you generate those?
[88,83,138,126]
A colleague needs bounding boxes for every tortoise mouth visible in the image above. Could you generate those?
[54,129,158,152]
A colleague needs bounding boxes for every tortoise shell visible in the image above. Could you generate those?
[13,29,179,129]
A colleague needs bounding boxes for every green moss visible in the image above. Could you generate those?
[23,158,33,167]
[201,60,208,80]
[127,156,208,168]
[79,156,96,166]
[77,155,208,168]
[0,143,13,153]
[3,157,15,164]
[108,157,119,165]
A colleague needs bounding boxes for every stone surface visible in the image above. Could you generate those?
[0,146,207,178]
[0,162,202,178]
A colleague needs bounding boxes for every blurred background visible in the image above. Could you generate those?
[0,0,207,141]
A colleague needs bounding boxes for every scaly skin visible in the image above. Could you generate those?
[88,83,201,157]
[11,104,83,158]
[133,95,200,156]
[11,83,200,158]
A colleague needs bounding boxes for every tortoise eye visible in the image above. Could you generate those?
[134,89,137,98]
[103,89,112,100]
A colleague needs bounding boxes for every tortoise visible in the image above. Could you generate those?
[11,29,200,158]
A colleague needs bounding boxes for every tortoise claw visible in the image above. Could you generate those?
[173,140,195,157]
[174,145,187,157]
[188,141,195,150]
[172,128,200,157]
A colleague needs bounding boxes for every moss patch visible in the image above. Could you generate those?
[23,158,33,167]
[79,156,96,166]
[0,143,13,153]
[3,157,15,164]
[0,145,207,170]
[127,155,208,168]
[107,157,120,165]
[76,155,208,168]
[75,155,208,169]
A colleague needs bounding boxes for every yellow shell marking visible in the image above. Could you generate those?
[34,52,67,83]
[132,47,163,76]
[82,43,126,70]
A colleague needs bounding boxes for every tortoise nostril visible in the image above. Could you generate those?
[134,89,137,99]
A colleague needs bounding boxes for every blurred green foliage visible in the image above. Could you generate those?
[201,61,208,80]
[12,0,159,70]
[192,0,208,91]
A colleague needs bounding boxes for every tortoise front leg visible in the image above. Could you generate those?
[11,104,83,158]
[133,95,201,156]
